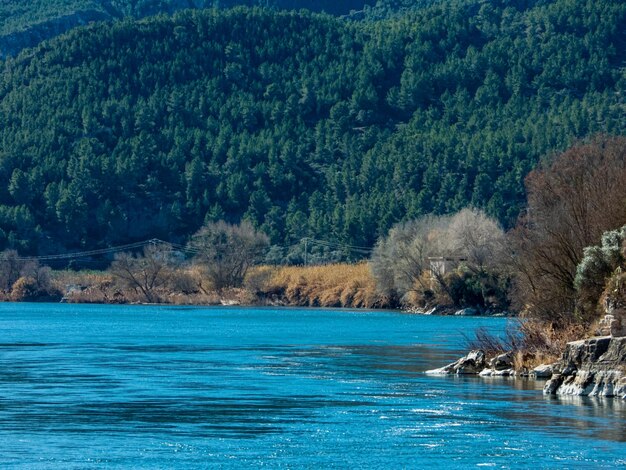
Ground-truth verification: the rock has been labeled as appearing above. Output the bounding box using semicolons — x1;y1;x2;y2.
489;352;514;370
531;364;554;378
425;305;456;316
479;367;515;377
426;349;486;375
543;374;563;395
456;350;486;374
425;363;456;375
596;312;626;337
544;336;626;398
475;352;516;377
454;307;479;316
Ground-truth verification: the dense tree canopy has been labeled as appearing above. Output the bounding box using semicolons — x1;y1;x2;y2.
0;0;382;58
0;1;624;256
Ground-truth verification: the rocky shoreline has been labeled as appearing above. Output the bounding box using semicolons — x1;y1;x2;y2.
426;335;626;400
404;305;510;317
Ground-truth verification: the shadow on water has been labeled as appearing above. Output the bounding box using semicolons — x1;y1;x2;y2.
0;395;375;438
451;377;626;443
263;343;457;375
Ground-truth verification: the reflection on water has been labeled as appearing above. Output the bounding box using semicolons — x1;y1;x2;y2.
0;304;624;468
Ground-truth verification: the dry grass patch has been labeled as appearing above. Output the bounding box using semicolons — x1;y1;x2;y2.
255;263;391;308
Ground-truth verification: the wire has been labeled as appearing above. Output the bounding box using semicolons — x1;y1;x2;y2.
302;238;374;254
0;236;375;262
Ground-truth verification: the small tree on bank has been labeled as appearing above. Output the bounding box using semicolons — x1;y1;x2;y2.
0;249;56;300
370;214;450;301
0;250;27;293
189;220;269;291
110;243;175;303
574;224;626;317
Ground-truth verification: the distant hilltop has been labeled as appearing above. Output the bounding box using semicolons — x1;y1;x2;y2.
0;0;381;59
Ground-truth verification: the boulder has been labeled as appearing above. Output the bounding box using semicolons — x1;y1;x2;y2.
596;312;626;337
489;352;514;370
426;349;486;375
454;308;479;316
531;364;554;379
479;368;515;377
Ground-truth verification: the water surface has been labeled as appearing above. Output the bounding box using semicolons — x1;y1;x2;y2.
0;304;624;468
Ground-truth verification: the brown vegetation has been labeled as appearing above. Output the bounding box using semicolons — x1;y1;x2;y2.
51;262;386;309
465;320;585;371
509;136;626;327
0;250;60;301
255;263;390;308
190;220;269;291
110;243;175;303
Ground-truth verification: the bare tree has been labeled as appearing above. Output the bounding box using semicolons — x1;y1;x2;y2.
509;135;626;325
110;243;175;303
371;209;507;308
443;208;506;273
370;214;451;300
189;220;269;291
0;250;25;293
0;250;54;298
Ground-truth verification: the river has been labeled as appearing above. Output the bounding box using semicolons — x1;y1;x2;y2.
0;304;623;468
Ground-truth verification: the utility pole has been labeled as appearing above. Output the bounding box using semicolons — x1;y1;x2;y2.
303;237;308;266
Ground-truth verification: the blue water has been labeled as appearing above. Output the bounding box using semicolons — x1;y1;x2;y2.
0;304;624;468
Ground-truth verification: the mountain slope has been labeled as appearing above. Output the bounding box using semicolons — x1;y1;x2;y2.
0;1;625;256
0;0;379;58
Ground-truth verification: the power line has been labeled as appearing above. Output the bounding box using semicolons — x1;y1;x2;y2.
302;238;374;254
0;236;375;263
0;239;183;262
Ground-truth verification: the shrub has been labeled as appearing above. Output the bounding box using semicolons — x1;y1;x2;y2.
260;263;388;308
110;243;176;303
10;276;38;301
189;220;269;291
574;225;626;319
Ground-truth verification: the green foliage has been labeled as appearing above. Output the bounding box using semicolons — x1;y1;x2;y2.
445;268;510;310
0;0;381;58
0;1;103;36
575;225;626;317
0;1;625;255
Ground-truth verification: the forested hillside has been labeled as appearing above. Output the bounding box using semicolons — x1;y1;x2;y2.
0;0;625;256
0;0;381;58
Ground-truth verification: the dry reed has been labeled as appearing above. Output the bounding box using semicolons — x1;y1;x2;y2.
256;263;390;308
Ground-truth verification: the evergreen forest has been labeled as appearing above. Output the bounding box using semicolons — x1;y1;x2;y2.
0;0;382;58
0;0;625;258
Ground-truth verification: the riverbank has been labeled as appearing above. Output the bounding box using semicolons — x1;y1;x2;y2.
48;263;391;308
2;263;512;316
426;334;626;399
